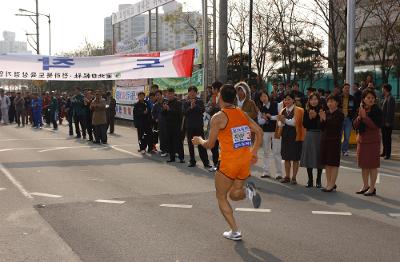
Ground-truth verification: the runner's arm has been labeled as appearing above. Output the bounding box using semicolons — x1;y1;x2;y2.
192;112;226;149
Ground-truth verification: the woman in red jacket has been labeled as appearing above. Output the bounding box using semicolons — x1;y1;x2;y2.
353;89;382;196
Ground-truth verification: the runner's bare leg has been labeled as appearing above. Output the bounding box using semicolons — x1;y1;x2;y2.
229;179;246;201
215;171;238;231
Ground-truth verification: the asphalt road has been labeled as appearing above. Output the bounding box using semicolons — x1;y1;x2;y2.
0;123;399;262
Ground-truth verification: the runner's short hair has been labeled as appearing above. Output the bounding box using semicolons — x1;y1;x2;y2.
220;84;236;104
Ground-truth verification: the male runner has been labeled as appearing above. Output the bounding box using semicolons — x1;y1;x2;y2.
192;84;263;241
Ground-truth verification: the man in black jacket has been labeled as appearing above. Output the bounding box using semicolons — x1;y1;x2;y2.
133;92;151;153
183;86;212;168
381;84;396;160
152;90;168;156
105;91;117;134
340;83;356;156
205;81;223;171
163;88;185;163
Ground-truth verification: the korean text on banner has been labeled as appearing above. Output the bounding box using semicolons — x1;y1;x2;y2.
0;49;194;81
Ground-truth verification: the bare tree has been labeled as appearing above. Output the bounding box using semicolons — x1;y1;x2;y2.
270;0;304;83
252;0;278;84
304;0;374;86
362;0;400;83
228;1;249;80
164;7;203;43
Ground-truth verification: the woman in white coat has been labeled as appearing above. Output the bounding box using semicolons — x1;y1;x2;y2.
255;90;283;179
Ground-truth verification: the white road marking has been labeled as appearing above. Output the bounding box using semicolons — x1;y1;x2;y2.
38;147;69;153
377;173;380;184
111;146;142;157
0;164;33;199
0;188;6;191
30;192;63;198
160;204;193;209
95;199;126;204
0;144;136;153
340;166;398;179
88;178;105;182
389;213;400;218
38;145;94;153
312;211;352;216
235;208;271;213
0;138;65;142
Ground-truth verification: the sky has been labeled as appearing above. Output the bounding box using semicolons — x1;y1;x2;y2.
0;0;202;55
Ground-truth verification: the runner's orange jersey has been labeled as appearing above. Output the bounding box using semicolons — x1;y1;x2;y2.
218;107;252;163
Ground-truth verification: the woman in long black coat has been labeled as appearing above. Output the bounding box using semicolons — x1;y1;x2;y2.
320;95;344;192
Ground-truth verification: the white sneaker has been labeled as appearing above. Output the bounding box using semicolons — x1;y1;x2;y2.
160;153;168;157
140;150;146;154
208;166;217;172
222;230;242;241
246;182;262;209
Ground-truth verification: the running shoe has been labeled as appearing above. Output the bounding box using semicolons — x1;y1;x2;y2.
246;182;262;209
208;166;217;172
160;153;168;157
222;230;242;241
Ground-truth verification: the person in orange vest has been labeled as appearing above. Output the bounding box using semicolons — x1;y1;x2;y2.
192;84;263;241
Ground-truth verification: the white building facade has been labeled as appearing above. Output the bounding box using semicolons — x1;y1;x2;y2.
0;31;29;54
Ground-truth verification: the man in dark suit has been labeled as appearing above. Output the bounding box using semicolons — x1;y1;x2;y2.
183;86;212;168
133;92;152;153
163;88;185;163
381;84;396;160
105;91;117;134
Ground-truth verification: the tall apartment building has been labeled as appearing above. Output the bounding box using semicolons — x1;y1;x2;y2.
0;31;29;54
104;16;113;43
106;2;201;53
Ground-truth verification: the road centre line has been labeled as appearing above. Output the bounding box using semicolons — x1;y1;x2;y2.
312;211;352;216
0;164;32;199
0;188;6;191
235;208;271;213
160;204;193;209
95;199;126;204
30;192;63;198
389;213;400;218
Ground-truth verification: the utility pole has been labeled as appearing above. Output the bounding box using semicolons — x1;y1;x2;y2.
248;0;254;84
36;0;40;54
202;0;209;99
48;14;51;55
218;0;228;83
346;0;355;94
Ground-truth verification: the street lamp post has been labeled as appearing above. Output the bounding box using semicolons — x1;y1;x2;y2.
35;0;39;55
16;5;52;55
346;0;356;94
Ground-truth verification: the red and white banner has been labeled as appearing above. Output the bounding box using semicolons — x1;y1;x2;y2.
0;49;194;81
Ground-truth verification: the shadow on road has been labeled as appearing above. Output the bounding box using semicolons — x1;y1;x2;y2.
235;242;282;262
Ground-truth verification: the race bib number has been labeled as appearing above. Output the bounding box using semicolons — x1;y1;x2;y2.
231;125;251;149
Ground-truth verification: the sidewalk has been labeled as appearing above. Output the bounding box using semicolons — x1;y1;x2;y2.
390;131;400;160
